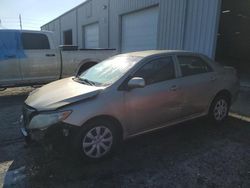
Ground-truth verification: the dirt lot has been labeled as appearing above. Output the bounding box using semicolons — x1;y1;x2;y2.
0;87;250;188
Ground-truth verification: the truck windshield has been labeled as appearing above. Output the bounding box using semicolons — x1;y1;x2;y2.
78;56;141;86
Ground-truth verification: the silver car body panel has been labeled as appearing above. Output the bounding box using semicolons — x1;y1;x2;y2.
25;77;104;111
0;58;22;86
24;50;240;139
20;49;60;83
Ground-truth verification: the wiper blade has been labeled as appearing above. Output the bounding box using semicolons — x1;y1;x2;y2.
73;77;91;85
82;78;95;86
75;77;97;86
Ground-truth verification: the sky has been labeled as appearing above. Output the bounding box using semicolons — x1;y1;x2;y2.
0;0;85;30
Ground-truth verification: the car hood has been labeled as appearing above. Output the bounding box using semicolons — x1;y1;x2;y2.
25;77;104;111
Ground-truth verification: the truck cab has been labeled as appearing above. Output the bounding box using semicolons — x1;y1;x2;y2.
0;30;60;88
0;29;116;89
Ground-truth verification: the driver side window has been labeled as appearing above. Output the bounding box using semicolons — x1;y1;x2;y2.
134;56;175;85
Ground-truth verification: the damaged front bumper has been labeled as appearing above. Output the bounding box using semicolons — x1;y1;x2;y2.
20;117;80;144
20;104;79;144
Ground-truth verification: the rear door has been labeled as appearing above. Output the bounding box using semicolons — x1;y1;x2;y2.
20;32;60;83
175;55;217;117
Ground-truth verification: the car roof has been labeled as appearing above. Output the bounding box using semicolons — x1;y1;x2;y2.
120;50;204;58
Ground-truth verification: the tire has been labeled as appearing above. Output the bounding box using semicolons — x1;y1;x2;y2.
72;119;119;161
209;95;230;124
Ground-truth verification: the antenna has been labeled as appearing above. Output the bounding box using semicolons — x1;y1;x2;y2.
19;14;22;30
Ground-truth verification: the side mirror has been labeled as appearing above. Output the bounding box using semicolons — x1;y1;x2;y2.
127;77;145;89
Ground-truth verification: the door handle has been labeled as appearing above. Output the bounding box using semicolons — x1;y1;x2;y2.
46;54;55;57
171;85;178;91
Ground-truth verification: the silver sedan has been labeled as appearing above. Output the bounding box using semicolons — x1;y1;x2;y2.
21;50;239;160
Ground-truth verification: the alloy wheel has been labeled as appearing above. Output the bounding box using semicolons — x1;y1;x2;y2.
213;99;228;121
82;126;113;159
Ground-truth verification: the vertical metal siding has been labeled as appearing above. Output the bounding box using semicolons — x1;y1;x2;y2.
108;0;159;50
76;0;109;48
41;0;221;58
183;0;221;58
60;10;77;45
158;0;187;50
55;19;61;46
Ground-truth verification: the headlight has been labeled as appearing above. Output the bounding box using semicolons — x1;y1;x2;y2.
29;110;72;130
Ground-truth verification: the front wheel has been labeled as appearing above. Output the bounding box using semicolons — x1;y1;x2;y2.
209;95;230;124
73;120;119;161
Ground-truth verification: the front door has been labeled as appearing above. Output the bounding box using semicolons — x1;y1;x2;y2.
19;32;60;84
124;56;183;135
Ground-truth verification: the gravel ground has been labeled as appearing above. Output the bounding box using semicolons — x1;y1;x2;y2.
0;87;250;188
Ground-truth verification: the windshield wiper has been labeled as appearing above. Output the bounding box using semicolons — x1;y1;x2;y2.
74;77;96;86
82;78;96;86
73;77;90;85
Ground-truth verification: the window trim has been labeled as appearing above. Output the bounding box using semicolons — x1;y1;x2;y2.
131;55;177;86
118;55;178;91
63;29;73;45
176;55;214;78
21;32;50;50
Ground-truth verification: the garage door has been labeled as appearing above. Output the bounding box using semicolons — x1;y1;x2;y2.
121;7;159;53
84;23;99;48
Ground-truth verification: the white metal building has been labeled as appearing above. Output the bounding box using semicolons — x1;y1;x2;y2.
41;0;222;59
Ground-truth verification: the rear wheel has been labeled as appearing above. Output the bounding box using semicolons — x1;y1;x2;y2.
73;119;119;161
209;95;230;124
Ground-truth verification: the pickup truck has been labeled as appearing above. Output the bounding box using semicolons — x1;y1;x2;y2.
0;29;116;90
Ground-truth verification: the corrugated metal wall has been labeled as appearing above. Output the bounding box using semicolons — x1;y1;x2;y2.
46;19;61;47
183;0;221;58
157;0;187;50
41;0;222;58
77;0;109;48
108;0;159;51
60;10;78;45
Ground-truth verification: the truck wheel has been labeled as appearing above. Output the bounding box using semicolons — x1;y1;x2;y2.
209;95;230;124
73;119;119;161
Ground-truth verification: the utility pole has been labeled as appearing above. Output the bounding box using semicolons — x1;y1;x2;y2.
19;14;22;30
0;19;3;29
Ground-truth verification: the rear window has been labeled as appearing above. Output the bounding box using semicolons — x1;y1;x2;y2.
21;33;50;50
178;56;213;77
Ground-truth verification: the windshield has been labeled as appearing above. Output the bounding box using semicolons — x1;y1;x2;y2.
78;55;141;86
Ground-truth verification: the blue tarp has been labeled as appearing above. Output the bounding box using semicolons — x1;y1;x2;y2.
0;30;26;61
